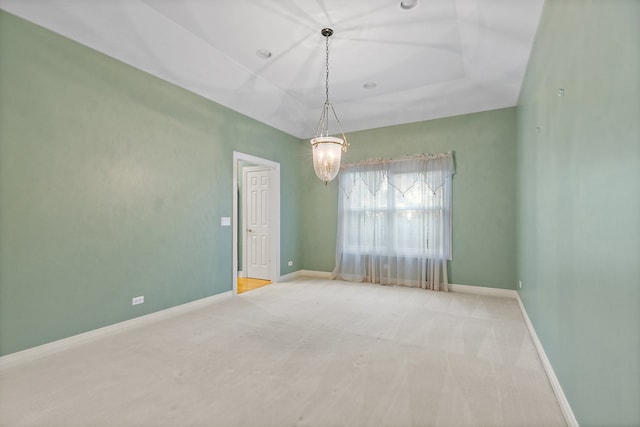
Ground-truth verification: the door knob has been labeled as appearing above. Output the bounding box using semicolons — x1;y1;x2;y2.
247;228;253;232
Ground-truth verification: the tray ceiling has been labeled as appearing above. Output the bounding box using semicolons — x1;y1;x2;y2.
0;0;544;138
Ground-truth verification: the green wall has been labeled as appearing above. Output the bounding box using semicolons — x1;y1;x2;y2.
0;11;302;356
301;108;518;290
516;1;640;425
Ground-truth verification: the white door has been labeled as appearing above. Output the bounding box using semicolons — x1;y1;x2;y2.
243;167;271;280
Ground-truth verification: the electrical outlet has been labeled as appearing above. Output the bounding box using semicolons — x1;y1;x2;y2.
132;296;144;305
518;280;522;289
288;261;293;266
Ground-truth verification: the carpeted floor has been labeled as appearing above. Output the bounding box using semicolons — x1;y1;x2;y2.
0;277;566;426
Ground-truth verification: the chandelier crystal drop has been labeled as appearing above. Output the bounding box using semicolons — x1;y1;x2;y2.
310;28;348;184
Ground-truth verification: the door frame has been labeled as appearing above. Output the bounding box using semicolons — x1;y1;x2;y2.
232;151;280;295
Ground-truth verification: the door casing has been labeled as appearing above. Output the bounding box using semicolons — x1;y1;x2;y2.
232;151;280;295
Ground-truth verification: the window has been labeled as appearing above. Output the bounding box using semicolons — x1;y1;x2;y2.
332;152;454;290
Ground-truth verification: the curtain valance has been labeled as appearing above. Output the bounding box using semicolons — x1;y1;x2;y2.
340;151;455;198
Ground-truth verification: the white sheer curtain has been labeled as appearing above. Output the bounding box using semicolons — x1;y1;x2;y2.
332;152;454;291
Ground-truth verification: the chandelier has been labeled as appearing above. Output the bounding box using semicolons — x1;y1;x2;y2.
310;28;348;184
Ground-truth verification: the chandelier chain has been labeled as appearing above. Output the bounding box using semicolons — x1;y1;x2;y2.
325;34;330;103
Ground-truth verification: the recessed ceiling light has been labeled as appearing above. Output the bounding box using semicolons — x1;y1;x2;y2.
400;0;418;10
363;82;377;89
256;49;272;59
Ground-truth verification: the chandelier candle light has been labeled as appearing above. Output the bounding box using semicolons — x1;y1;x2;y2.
310;28;349;184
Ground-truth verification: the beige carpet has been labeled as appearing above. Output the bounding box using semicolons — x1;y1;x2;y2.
0;278;566;426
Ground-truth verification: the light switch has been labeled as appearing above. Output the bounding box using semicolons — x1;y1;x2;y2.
221;217;231;226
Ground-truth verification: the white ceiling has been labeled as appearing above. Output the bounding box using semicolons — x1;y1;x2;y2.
0;0;544;138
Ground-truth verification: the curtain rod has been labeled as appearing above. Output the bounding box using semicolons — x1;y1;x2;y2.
341;151;452;168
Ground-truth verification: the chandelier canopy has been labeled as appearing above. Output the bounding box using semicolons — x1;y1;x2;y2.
310;28;348;184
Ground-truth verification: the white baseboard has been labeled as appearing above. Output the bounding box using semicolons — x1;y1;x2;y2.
0;291;232;370
285;273;520;298
299;269;333;278
278;269;332;282
297;270;333;279
278;271;300;282
515;293;579;427
449;283;518;299
451;283;578;426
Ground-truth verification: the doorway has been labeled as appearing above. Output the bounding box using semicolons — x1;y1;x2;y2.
243;166;271;280
232;152;280;295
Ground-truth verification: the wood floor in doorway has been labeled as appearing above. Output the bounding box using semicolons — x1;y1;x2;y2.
237;277;271;294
